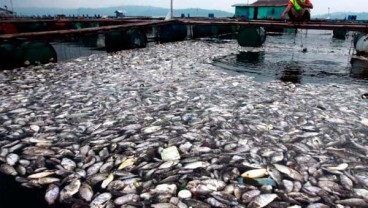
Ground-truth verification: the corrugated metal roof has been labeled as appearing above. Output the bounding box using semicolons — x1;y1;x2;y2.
233;0;289;7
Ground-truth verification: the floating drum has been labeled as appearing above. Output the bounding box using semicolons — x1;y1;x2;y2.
16;41;57;67
193;25;219;38
105;29;147;52
333;29;347;40
0;42;17;69
354;33;368;55
0;41;57;69
238;27;266;47
159;24;187;43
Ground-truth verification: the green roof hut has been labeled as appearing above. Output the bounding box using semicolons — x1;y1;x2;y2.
233;0;289;20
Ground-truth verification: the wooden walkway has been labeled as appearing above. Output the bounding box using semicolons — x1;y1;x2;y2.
0;18;367;40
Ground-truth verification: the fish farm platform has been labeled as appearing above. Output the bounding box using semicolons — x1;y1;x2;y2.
1;18;368;39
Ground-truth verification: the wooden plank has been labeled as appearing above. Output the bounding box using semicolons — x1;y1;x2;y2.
180;19;368;32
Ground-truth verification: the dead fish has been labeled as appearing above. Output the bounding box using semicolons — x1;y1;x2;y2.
248;194;278;208
30;125;40;132
335;198;368;207
151;184;177;195
37;177;60;184
205;197;228;208
114;194;139;205
151;203;178;208
353;188;368;200
6;153;19;166
0;164;17;176
90;192;112;208
61;158;76;171
45;184;60;205
118;158;136;170
306;203;329;208
241;169;267;178
274;164;304;181
22;147;55;156
122;124;142;131
211;191;238;206
142;126;162;134
183;161;210;169
340;174;353;190
101;173;114;189
59;179;81;202
28;170;55;179
86;162;103;176
242;190;261;204
327;163;348;171
79;183;93;202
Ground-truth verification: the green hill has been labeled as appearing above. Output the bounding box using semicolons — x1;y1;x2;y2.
314;12;368;20
14;5;234;17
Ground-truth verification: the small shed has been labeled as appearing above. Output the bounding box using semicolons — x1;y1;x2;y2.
233;0;289;20
115;10;126;18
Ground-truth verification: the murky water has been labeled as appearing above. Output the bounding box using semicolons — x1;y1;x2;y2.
50;30;368;85
212;30;368;84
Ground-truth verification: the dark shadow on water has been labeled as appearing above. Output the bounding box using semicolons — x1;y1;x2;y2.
0;173;71;208
279;63;302;84
350;57;368;80
0;173;48;208
212;49;368;85
236;51;265;64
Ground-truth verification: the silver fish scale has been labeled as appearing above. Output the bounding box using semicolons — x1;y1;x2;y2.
0;41;367;207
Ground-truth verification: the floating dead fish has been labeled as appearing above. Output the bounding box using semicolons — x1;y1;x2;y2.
28;170;55;179
248;194;278;208
59;179;81;202
90;192;112;208
79;183;94;202
45;184;60;205
0;164;18;176
241;168;267;178
118;158;136;170
274;164;304;181
327;163;348;171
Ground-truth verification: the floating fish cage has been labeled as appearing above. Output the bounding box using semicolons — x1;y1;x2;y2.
237;27;266;47
0;40;57;69
333;29;347;40
105;29;147;52
158;24;188;43
192;25;235;39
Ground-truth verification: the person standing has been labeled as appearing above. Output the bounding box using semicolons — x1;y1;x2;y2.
281;0;313;22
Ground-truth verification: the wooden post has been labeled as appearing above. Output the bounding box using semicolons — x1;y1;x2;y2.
171;0;173;19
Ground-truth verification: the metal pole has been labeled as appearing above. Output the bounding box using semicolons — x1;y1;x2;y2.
170;0;173;19
10;0;14;13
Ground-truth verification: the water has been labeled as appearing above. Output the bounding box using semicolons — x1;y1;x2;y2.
50;30;368;85
212;30;368;85
51;34;106;62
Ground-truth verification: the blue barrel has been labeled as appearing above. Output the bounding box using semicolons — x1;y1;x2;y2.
105;29;147;52
159;24;187;43
237;27;266;47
